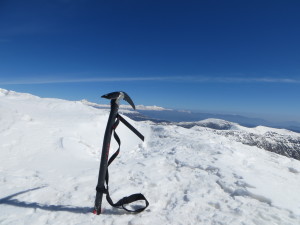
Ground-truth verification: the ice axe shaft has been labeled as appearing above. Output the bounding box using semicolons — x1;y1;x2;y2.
93;99;119;215
93;91;139;215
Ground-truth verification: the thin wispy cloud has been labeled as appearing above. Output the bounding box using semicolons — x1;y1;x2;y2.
0;77;172;85
191;77;300;84
1;76;300;85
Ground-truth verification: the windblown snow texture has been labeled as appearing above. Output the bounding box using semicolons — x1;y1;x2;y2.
1;88;300;225
176;119;300;161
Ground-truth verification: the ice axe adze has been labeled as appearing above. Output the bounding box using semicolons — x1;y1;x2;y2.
93;91;149;215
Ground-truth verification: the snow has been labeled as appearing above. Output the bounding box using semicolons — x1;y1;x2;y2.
81;100;171;111
1;88;300;225
180;118;298;136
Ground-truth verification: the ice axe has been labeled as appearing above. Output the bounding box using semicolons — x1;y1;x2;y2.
93;91;149;215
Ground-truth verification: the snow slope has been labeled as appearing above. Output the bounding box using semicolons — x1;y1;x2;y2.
1;88;300;225
176;119;300;160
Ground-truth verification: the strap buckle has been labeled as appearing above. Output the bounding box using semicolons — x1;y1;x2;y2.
96;185;108;194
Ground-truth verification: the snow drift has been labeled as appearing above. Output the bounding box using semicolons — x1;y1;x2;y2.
0;88;300;225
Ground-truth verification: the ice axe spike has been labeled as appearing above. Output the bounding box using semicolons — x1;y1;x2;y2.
101;91;136;110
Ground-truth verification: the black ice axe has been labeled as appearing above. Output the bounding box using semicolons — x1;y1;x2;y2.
93;91;149;215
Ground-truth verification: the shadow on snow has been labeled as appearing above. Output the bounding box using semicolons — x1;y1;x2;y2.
0;187;92;214
0;186;136;215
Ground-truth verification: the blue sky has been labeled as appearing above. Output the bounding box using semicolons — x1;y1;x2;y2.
0;0;300;122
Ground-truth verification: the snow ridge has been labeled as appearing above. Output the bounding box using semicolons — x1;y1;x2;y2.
81;100;171;111
176;119;300;161
1;89;300;225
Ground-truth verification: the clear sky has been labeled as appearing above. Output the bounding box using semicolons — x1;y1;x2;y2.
0;0;300;122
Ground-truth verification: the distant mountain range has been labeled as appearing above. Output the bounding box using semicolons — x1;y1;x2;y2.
83;101;300;133
132;108;300;134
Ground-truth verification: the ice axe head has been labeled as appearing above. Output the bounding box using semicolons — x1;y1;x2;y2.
101;91;136;110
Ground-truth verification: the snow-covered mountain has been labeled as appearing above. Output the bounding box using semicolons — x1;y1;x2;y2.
175;119;300;161
81;100;171;111
83;100;300;133
1;88;300;225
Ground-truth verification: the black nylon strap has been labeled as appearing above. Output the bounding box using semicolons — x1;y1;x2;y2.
118;114;144;141
107;192;149;213
105;116;121;187
104;114;149;213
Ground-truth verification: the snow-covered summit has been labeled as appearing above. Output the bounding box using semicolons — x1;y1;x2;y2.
177;118;239;130
174;118;300;160
81;99;171;111
178;118;295;134
0;88;39;99
1;88;300;225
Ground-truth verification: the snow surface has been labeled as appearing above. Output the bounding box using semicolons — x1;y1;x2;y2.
81;100;171;112
1;88;300;225
179;118;299;136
